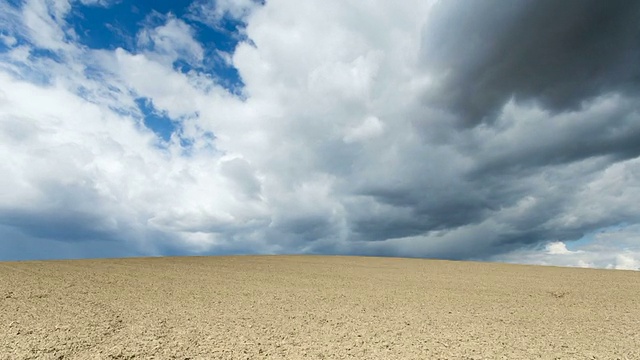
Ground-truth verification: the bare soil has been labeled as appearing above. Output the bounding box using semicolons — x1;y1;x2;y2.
1;255;639;359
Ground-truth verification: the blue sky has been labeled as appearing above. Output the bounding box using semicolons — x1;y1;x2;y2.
0;0;639;270
2;0;250;144
39;0;247;141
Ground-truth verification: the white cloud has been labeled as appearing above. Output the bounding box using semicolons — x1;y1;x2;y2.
78;0;118;7
137;16;204;66
494;225;640;271
0;34;17;47
0;68;270;254
1;0;640;266
0;0;271;255
21;0;74;51
343;115;384;143
545;241;572;255
188;0;260;27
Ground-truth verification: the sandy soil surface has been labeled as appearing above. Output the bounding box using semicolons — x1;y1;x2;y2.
1;255;639;359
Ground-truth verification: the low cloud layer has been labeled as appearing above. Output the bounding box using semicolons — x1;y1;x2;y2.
0;0;639;269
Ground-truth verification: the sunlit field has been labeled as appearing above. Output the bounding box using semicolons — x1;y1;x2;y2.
1;255;638;359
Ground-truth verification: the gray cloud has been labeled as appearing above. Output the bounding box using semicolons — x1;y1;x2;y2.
0;225;140;261
421;0;640;126
468;96;640;176
0;177;117;239
220;157;262;200
2;0;640;269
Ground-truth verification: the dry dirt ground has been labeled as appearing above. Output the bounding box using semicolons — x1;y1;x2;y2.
1;255;639;359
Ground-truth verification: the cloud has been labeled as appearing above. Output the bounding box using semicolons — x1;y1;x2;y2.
78;0;119;7
468;95;640;175
420;0;640;126
188;0;261;27
494;225;640;270
0;34;18;47
0;67;268;256
137;15;204;66
21;0;74;51
343;116;384;143
1;0;640;268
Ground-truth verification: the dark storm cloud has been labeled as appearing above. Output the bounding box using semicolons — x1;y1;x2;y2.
348;188;490;241
0;209;117;242
4;0;640;266
0;180;119;242
329;0;640;261
470;98;640;176
0;225;140;261
421;0;640;126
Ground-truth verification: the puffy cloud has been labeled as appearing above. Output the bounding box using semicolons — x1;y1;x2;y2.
494;225;640;270
0;0;639;268
343;116;384;143
137;15;204;66
188;0;262;27
0;67;269;257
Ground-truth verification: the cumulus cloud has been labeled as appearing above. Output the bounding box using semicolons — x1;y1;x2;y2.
0;0;639;268
137;15;205;66
343;116;384;143
494;225;640;270
188;0;261;28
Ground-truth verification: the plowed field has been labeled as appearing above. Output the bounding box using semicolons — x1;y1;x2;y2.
1;255;638;359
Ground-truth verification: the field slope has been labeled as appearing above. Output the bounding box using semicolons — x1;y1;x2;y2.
1;255;639;359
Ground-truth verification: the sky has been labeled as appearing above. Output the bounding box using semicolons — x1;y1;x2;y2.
0;0;639;270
